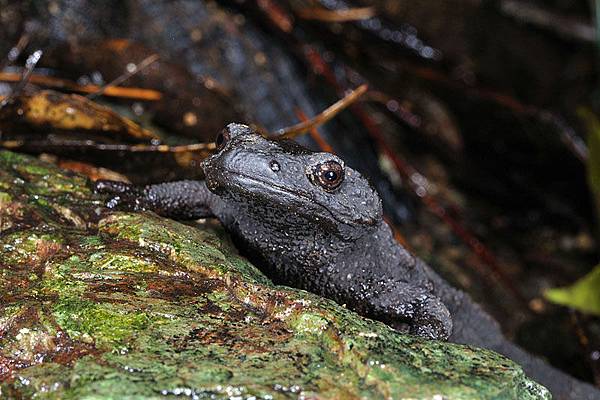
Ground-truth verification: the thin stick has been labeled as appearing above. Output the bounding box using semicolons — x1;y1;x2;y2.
87;53;160;99
0;50;42;109
273;84;368;139
296;6;375;22
366;90;422;129
256;0;294;33
294;109;334;153
0;139;215;153
0;72;162;100
501;0;594;42
0;33;30;70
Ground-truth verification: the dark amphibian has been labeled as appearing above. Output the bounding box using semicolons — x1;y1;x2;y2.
96;123;452;340
95;123;600;399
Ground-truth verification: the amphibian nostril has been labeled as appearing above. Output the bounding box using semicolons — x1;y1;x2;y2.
269;160;280;172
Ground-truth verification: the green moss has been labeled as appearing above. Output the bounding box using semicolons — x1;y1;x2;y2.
42;257;88;297
0;149;30;166
0;191;11;202
80;235;105;249
88;252;159;273
290;311;330;335
16;163;53;176
98;213;269;283
53;298;153;347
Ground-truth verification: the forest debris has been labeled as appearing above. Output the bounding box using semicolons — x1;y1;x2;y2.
42;39;242;139
0;90;158;141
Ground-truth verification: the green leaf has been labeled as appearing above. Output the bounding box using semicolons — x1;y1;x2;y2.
545;264;600;316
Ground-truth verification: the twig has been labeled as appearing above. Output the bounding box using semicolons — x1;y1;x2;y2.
0;139;215;153
366;90;422;129
501;0;595;42
87;53;160;99
294;109;334;152
0;72;162;101
0;33;30;71
256;0;294;33
296;6;375;22
273;84;368;139
0;50;42;109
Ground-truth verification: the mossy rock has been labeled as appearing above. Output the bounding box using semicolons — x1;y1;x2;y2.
0;150;550;399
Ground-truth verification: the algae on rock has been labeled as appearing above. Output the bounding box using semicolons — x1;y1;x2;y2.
0;150;550;399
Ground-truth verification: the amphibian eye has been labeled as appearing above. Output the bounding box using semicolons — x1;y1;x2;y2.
311;160;345;191
215;129;231;151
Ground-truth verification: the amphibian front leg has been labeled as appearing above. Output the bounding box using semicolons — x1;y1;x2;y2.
94;180;216;220
365;282;452;340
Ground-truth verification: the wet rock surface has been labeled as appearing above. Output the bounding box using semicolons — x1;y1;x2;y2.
0;150;550;399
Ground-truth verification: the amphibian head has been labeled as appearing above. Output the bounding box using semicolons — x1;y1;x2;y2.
202;123;383;240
